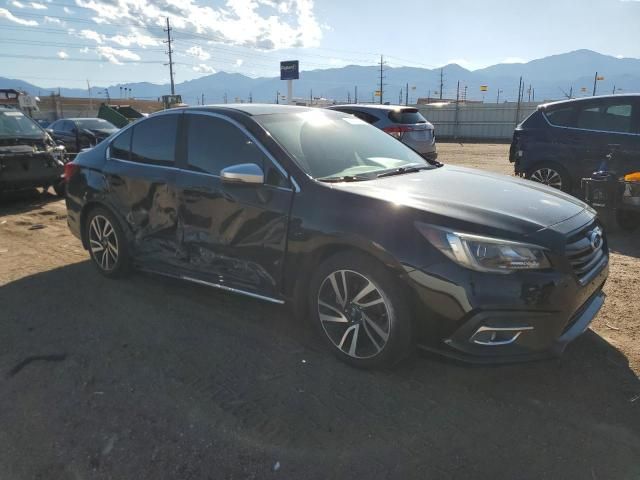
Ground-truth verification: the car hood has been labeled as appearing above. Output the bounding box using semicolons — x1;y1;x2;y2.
333;165;588;235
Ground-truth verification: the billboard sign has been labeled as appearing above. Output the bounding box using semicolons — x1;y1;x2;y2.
280;60;299;80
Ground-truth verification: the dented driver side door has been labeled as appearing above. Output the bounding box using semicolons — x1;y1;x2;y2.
176;112;294;298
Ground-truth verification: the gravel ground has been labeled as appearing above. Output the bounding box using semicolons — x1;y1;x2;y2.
0;143;638;479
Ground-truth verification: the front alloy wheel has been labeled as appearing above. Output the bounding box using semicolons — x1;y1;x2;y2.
310;252;413;368
318;270;391;359
529;167;563;190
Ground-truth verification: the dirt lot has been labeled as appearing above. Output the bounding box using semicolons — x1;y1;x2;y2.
1;143;639;479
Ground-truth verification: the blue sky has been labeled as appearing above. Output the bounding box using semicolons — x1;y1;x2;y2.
1;0;639;89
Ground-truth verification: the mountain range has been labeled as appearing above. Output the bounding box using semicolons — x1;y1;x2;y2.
2;49;639;105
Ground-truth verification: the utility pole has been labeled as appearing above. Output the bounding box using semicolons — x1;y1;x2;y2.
569;86;573;98
454;80;460;139
249;92;252;103
612;85;616;95
515;76;523;127
439;68;444;100
532;88;535;102
399;88;402;105
592;71;598;96
378;55;385;104
354;85;358;103
463;85;467;103
87;79;92;112
164;17;175;95
347;91;351;103
275;91;279;104
224;92;228;104
496;89;502;104
527;84;531;102
201;93;204;105
405;82;409;105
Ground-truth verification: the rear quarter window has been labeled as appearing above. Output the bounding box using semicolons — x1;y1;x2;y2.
388;109;427;124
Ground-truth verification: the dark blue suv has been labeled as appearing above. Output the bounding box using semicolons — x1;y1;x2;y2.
510;94;640;193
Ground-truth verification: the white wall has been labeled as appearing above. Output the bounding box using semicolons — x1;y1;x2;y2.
417;102;541;140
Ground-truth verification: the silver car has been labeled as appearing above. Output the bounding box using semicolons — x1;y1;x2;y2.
326;104;437;160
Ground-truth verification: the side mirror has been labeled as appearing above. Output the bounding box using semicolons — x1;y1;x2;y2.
220;163;264;185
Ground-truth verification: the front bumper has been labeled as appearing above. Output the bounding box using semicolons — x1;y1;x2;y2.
408;256;609;364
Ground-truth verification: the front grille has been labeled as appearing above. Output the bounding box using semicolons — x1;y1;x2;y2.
566;222;606;284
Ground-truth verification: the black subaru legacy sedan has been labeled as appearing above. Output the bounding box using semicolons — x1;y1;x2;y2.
64;105;608;368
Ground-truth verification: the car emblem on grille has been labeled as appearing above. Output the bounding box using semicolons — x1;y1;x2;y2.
589;227;603;250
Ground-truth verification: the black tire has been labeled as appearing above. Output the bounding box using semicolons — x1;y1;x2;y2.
527;163;572;193
53;181;66;197
308;251;413;369
84;206;131;278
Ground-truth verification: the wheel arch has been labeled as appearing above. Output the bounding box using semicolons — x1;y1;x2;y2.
288;241;420;322
79;200;129;250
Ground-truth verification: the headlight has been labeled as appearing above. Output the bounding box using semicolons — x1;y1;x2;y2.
416;224;550;273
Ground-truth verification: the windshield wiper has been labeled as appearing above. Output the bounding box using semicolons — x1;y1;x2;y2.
376;165;431;178
317;174;369;183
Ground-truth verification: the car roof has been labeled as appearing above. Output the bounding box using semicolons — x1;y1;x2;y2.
540;94;640;109
328;104;416;111
64;117;111;121
187;104;315;116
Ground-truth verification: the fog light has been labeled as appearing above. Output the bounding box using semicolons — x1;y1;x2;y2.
470;325;533;346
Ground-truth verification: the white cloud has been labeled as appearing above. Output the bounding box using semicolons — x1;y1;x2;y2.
186;45;211;61
11;1;25;7
0;7;38;25
193;64;215;74
235;59;243;67
74;0;322;50
96;46;140;64
80;46;90;53
30;2;47;9
44;15;63;24
109;30;160;48
57;50;69;59
78;28;104;43
63;6;73;13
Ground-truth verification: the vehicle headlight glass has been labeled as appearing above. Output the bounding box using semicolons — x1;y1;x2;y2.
417;224;550;273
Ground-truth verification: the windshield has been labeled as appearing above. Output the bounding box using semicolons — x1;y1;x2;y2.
0;109;45;137
257;110;432;180
75;118;117;130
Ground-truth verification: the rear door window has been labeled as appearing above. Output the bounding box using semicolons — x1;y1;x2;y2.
544;106;576;127
388;108;427;124
576;102;634;133
130;114;178;165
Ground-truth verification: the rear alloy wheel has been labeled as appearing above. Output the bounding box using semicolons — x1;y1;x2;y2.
528;165;569;191
310;252;412;368
85;208;130;277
